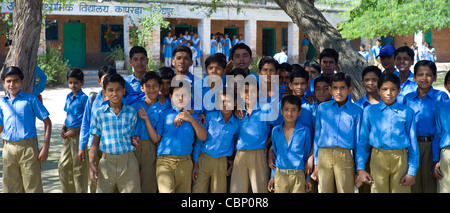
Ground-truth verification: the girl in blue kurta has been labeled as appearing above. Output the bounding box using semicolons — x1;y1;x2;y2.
163;32;173;67
192;33;202;67
210;34;217;55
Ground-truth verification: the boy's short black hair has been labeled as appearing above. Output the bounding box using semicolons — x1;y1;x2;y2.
330;72;352;88
98;65;117;79
156;66;175;80
313;75;331;89
289;67;309;83
414;60;437;76
205;53;227;69
378;73;400;89
103;73;125;89
1;66;24;81
304;60;322;74
394;46;414;61
169;81;190;96
172;46;193;59
278;62;293;72
230;43;252;60
228;67;249;78
445;70;450;85
319;48;339;63
141;71;162;86
129;46;148;58
281;94;302;111
291;64;302;70
362;66;382;79
67;68;84;82
258;56;279;71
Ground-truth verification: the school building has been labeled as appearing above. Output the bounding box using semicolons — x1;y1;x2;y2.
0;0;448;69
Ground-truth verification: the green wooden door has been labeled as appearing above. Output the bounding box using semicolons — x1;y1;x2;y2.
63;22;86;68
262;28;275;57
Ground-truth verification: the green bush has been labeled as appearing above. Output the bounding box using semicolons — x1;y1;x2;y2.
37;44;70;87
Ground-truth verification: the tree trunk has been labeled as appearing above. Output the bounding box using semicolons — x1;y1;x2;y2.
275;0;367;100
1;0;43;93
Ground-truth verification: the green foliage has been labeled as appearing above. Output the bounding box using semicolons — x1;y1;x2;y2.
128;4;170;71
335;0;450;39
37;44;70;87
105;46;124;62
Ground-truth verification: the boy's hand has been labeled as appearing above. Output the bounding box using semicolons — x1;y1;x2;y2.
138;107;149;120
132;136;140;148
234;110;244;119
90;165;98;183
38;146;49;161
60;126;67;139
310;165;319;182
432;161;444;179
305;179;312;193
192;161;199;182
198;113;206;125
400;174;415;186
176;111;195;123
63;130;77;139
267;177;275;193
305;155;314;176
305;95;318;104
356;170;374;187
78;149;85;162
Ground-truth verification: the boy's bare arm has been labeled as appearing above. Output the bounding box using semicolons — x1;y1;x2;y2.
39;117;52;161
89;135;100;183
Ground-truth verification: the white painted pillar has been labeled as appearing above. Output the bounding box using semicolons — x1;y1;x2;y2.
123;15;130;60
414;31;423;61
198;17;211;58
288;22;299;64
245;19;257;54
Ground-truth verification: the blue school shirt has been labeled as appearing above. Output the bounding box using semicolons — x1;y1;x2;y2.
313;98;362;165
90;103;138;155
236;101;278;151
130;96;170;141
123;73;145;105
64;90;88;128
78;90;109;150
434;101;450;161
403;87;448;137
156;107;200;157
271;121;311;178
382;68;399;77
163;37;173;58
397;71;417;104
0;90;50;141
356;101;419;176
193;110;239;161
354;95;373;109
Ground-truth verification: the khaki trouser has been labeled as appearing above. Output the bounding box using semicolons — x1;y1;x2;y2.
58;128;89;193
317;147;355;193
192;152;228;193
230;149;269;193
97;152;141;193
412;139;436;193
134;139;157;193
275;169;306;193
2;137;43;193
156;155;193;193
370;148;410;193
438;147;450;193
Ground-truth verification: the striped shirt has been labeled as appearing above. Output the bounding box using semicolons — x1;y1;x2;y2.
90;103;137;155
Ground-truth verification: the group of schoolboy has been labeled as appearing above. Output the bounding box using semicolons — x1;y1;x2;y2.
1;41;450;194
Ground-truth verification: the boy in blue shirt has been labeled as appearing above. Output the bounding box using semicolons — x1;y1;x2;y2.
156;66;175;99
155;83;207;193
59;68;89;193
356;73;419;193
404;60;448;193
89;73;140;193
312;72;362;193
433;70;450;192
124;46;149;104
268;95;312;193
355;66;382;109
394;46;418;104
130;71;170;193
192;87;239;193
0;66;52;193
